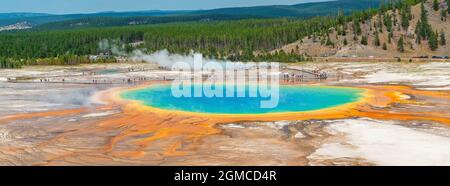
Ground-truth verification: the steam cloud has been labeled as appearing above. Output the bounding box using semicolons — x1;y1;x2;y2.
132;49;232;68
98;39;127;56
98;39;231;68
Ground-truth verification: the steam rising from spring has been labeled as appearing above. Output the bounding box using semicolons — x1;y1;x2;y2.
99;39;231;68
132;49;231;68
98;39;127;56
97;39;277;71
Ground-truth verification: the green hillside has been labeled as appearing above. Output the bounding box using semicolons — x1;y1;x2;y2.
1;0;382;29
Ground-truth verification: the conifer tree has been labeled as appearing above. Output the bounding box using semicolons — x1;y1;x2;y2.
416;2;432;40
397;35;405;52
442;9;448;21
440;30;446;46
401;7;410;29
429;31;438;51
416;34;422;44
448;0;450;14
433;0;439;11
388;31;393;43
375;32;381;46
326;37;334;47
361;35;368;45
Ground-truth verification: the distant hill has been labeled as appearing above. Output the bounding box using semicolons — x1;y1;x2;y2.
0;0;382;30
0;10;190;27
34;14;256;30
198;0;381;18
0;12;51;19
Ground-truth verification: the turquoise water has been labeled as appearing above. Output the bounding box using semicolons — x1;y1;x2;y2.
121;84;363;114
98;69;120;74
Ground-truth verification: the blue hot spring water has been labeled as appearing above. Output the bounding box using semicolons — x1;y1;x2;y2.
121;84;363;114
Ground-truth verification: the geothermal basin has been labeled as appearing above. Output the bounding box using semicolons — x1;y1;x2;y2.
0;62;449;166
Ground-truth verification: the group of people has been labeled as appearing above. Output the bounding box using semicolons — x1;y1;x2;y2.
283;73;304;80
39;78;52;83
317;72;328;79
282;71;328;80
123;77;148;84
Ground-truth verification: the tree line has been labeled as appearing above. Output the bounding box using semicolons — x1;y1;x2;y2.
0;17;337;68
0;0;438;69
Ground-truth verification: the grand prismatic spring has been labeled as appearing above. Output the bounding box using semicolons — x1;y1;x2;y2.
121;85;364;114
